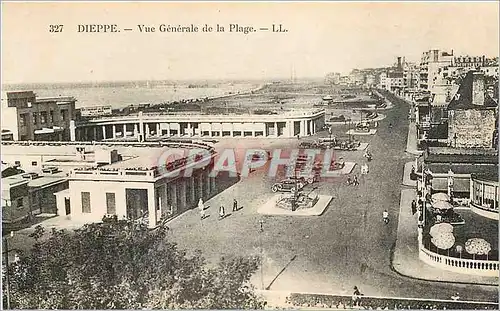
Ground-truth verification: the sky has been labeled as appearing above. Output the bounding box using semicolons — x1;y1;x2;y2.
1;1;499;84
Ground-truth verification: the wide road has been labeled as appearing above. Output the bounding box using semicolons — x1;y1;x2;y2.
167;93;498;302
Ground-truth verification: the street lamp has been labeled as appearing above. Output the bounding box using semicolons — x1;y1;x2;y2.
258;219;265;290
3;231;14;310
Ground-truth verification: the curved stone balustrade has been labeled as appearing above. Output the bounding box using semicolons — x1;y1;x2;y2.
0;140;214;151
470;202;499;220
419;244;499;277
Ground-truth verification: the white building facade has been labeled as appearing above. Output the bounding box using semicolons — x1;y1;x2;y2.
72;109;326;141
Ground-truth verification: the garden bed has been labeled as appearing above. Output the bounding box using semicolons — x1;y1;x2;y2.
286;293;497;310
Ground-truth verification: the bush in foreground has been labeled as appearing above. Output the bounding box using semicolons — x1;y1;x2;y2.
4;221;264;309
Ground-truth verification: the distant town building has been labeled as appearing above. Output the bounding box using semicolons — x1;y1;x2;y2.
325;72;341;85
1;91;77;141
79;105;113;117
365;74;376;87
452;55;486;68
348;69;365;86
419;49;454;91
403;62;420;90
378;72;388;90
447;71;498;149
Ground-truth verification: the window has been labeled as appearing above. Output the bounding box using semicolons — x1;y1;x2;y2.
33;112;39;124
16;197;24;208
61;109;68;121
31;161;38;166
81;192;91;213
106;192;116;215
49;110;54;123
19;114;27;126
40;111;47;124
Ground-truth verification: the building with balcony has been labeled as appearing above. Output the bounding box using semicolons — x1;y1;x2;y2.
452;55;486;68
71;109;326;142
419;49;454;92
1;91;77;141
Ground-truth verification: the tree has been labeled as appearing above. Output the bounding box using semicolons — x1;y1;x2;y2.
6;219;265;309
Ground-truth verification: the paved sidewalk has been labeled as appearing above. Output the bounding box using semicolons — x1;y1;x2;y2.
402;161;417;187
405;121;423;156
392;189;498;286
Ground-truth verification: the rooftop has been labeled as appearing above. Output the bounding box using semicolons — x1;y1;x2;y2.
1;174;29;188
447;71;498;110
102;150;165;170
425;153;498;165
27;175;67;188
471;170;499;182
36;96;77;104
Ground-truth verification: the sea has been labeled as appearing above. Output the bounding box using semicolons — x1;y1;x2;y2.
2;80;262;109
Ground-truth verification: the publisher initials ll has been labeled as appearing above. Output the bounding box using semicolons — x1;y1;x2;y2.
272;24;287;32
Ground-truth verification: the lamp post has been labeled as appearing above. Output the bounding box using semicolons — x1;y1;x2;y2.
3;231;14;310
258;219;265;290
421;164;427;227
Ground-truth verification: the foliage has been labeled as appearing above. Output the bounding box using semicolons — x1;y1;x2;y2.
6;219;265;309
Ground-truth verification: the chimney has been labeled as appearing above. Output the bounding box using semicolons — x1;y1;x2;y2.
397;57;402;69
472;71;485;106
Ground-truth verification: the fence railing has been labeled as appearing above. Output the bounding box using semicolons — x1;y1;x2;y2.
419;242;499;277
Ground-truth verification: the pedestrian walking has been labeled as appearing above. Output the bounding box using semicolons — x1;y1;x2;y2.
383;210;389;224
198;198;204;212
352;286;362;306
411;200;417;215
219;205;225;220
200;207;206;220
451;293;460;301
353;175;359;186
233;198;238;211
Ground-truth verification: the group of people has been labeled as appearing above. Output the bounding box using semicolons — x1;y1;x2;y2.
346;175;360;186
198;198;240;220
363;150;372;162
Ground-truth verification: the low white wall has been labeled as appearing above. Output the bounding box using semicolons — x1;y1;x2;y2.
419;244;499;277
470;203;499;220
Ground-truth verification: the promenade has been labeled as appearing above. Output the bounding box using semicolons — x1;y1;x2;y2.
390;90;498;286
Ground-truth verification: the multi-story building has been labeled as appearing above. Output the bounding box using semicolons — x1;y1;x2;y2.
452;55;486;68
436;55;496;87
378;72;388;90
348;69;365;86
365;74;376;87
447;71;498;149
325;72;341;85
1;91;77;141
419;49;454;92
403;62;420;90
386;70;405;95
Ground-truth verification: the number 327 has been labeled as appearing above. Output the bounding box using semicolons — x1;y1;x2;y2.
49;25;64;33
